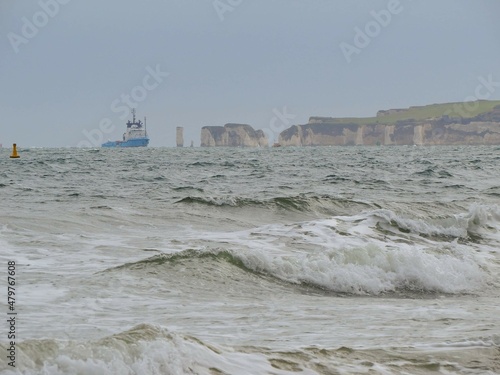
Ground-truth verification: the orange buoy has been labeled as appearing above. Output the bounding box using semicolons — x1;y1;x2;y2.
10;144;20;158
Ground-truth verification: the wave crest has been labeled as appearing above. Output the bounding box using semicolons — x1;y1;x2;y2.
175;194;372;214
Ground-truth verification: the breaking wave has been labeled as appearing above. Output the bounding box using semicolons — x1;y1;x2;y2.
175;194;372;214
113;243;486;296
370;204;500;242
2;324;498;375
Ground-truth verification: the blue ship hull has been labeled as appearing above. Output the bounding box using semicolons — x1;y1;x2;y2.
101;109;149;148
102;138;149;148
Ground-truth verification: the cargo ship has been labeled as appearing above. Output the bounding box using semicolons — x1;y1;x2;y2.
102;109;149;147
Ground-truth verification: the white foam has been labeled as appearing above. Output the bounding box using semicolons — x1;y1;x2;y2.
236;241;484;295
367;209;468;238
459;203;500;239
3;325;496;375
0;324;313;375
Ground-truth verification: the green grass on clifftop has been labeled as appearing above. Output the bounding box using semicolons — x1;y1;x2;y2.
310;100;500;125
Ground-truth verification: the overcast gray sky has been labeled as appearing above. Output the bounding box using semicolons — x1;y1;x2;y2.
1;0;499;147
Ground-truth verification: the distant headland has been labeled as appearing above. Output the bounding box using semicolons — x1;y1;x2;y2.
199;100;500;147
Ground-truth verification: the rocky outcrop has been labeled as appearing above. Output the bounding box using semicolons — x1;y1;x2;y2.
201;124;268;147
279;105;500;146
176;127;184;147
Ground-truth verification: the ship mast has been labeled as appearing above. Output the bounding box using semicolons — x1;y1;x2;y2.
131;108;136;123
144;116;147;135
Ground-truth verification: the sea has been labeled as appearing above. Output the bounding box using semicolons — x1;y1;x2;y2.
0;146;499;375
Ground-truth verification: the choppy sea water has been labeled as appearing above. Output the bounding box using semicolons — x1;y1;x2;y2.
0;146;499;374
